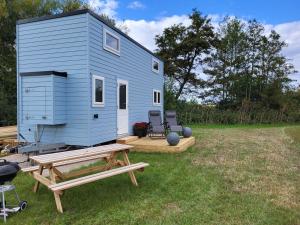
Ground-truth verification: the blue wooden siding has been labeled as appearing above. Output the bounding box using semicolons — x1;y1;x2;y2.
21;76;54;124
53;75;67;124
87;14;164;145
17;11;164;146
21;75;66;125
17;14;90;146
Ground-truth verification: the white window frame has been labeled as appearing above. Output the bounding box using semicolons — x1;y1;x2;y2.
103;28;120;56
92;75;105;107
153;89;161;106
152;58;160;73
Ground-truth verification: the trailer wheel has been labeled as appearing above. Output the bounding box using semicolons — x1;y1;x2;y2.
18;201;27;211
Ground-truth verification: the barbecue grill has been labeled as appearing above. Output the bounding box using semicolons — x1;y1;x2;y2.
0;160;20;185
0;159;27;222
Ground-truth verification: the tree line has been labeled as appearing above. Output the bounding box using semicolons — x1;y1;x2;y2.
156;10;300;123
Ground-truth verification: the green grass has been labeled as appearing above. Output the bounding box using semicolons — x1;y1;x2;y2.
189;123;300;129
6;125;300;225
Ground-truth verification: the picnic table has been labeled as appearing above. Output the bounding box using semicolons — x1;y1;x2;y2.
22;143;149;213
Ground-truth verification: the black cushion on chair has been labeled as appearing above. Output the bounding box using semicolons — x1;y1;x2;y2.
149;111;160;116
166;111;176;118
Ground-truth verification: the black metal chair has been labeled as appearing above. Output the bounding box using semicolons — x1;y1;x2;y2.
165;110;183;134
148;110;166;138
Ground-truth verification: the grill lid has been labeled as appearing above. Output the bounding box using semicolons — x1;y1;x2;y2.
0;159;20;178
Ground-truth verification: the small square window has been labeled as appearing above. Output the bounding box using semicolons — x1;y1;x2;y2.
92;75;105;107
103;28;120;55
152;58;159;73
153;90;161;106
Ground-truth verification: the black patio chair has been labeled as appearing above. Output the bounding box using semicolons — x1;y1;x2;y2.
165;110;183;134
148;110;166;138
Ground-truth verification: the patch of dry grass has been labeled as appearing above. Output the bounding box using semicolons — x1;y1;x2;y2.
193;127;300;209
285;126;300;144
161;202;183;216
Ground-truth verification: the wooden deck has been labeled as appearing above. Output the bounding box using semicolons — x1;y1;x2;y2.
0;126;18;147
0;126;17;140
0;126;195;153
117;136;195;153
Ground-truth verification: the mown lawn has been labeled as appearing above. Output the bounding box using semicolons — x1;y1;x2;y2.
6;125;300;225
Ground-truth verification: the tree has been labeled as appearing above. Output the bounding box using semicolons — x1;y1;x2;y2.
155;9;215;100
243;20;264;101
59;0;88;12
204;17;247;106
97;13;115;26
247;24;296;109
203;17;296;110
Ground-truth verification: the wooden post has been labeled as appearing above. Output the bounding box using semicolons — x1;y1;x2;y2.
33;165;43;193
54;192;63;213
48;166;56;182
49;166;63;213
123;150;138;186
52;167;65;180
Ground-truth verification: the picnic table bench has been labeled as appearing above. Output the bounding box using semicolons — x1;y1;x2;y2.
22;143;149;213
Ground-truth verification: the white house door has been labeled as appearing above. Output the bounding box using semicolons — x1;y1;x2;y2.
117;80;128;136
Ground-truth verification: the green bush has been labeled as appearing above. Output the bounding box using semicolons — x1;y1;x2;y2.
167;103;300;125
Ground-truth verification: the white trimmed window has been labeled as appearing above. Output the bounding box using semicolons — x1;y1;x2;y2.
153;90;161;105
152;58;159;73
92;75;105;107
103;28;120;55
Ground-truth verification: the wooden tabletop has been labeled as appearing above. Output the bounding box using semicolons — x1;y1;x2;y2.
30;143;133;165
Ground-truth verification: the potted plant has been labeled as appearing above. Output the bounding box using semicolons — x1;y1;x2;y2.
133;122;148;138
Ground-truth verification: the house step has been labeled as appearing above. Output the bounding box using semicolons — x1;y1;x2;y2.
117;136;139;144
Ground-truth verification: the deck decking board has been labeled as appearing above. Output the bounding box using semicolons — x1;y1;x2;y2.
0;126;17;140
117;136;195;153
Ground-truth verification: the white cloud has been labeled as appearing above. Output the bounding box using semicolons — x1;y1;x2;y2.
119;15;191;51
119;13;226;51
88;0;118;18
266;21;300;85
127;1;145;9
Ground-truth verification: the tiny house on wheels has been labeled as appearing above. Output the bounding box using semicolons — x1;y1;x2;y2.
16;9;164;147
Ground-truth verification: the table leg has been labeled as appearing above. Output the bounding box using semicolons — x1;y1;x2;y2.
49;167;64;213
106;152;117;169
2;189;6;222
33;165;44;193
123;150;138;186
52;167;65;180
54;192;63;213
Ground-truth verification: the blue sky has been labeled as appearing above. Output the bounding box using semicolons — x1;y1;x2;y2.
117;0;300;24
88;0;300;84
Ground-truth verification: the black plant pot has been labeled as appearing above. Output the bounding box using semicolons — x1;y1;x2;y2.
133;127;147;138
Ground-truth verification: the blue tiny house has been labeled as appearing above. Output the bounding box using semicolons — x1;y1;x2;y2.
17;10;164;146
